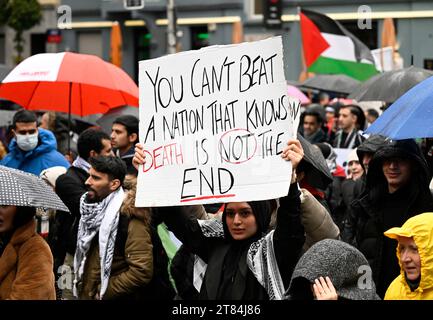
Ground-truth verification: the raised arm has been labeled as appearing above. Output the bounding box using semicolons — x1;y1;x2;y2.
273;139;306;288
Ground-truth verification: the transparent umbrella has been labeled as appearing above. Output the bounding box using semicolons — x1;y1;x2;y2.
349;66;433;103
302;74;361;95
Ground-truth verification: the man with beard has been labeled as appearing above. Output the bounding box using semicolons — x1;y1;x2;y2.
73;157;126;299
52;128;113;299
73;156;154;300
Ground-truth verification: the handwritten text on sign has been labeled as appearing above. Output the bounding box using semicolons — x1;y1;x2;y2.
136;37;300;207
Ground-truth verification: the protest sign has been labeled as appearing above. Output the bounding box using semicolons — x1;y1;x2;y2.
136;36;300;207
334;148;352;172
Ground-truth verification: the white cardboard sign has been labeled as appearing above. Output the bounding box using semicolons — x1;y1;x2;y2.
136;36;300;207
334;148;352;171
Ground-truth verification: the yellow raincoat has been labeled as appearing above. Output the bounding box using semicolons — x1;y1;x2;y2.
384;212;433;300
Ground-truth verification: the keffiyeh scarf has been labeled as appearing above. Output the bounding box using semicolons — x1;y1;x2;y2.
73;187;125;299
72;156;92;173
192;219;225;292
247;230;285;300
196;218;285;300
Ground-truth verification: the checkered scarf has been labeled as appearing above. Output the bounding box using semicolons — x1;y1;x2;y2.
73;187;125;299
247;230;285;300
72;156;91;173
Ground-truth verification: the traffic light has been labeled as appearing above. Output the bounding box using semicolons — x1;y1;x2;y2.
263;0;282;29
191;26;209;50
123;0;144;10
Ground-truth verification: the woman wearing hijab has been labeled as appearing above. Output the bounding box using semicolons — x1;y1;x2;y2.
134;139;306;300
384;212;433;300
0;205;56;299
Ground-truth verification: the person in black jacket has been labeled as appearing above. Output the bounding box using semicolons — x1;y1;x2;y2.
137;139;306;300
52;128;113;298
343;139;433;298
341;135;390;243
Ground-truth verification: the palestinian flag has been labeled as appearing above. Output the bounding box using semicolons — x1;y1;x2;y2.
300;8;379;81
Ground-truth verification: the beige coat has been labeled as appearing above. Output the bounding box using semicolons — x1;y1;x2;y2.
0;219;56;300
268;188;339;250
300;188;340;250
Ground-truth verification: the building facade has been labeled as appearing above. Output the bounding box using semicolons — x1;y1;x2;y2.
1;0;433;82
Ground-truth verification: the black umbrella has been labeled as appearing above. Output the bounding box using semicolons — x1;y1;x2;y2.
302;74;361;95
297;134;333;190
0;165;69;212
348;66;433;103
96;105;138;134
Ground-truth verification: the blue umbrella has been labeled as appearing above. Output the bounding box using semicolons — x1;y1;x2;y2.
365;75;433;139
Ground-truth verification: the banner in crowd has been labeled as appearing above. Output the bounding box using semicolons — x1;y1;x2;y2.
136;36;300;207
334;147;352;173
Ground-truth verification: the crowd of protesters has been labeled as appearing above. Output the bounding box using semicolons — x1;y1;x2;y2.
1;100;432;301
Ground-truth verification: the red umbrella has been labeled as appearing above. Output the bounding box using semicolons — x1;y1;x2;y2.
0;52;138;116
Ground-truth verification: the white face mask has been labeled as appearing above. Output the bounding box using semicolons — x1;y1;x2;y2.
16;133;39;151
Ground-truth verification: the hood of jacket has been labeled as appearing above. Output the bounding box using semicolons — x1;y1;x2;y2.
366;139;431;190
8;128;58;159
222;200;271;242
287;239;379;300
357;134;391;172
356;134;389;164
384;212;433;291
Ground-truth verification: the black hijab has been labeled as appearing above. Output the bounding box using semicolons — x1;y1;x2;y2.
217;200;272;299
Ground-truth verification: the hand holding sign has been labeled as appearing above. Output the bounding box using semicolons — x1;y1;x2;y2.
133;143;146;170
282;139;303;184
281;139;304;171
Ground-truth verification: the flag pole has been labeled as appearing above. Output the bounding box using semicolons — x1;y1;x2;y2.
297;7;307;82
68;82;72;154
